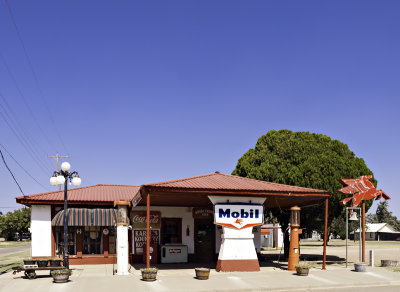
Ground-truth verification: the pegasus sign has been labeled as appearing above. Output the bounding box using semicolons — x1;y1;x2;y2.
214;203;264;230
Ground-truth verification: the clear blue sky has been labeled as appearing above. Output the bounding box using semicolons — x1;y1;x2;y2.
1;1;399;218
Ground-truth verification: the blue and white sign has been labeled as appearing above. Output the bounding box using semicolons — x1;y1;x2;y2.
214;203;264;230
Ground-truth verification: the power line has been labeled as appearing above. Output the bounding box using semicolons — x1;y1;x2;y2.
0;95;51;175
0;52;60;154
0;91;53;172
0;148;24;196
4;0;69;154
0;144;51;191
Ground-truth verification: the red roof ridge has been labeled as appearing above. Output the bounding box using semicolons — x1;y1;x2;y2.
16;184;140;200
145;172;218;186
145;172;328;193
226;173;327;193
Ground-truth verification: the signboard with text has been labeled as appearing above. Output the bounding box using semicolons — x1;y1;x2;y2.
214;203;264;230
192;208;214;219
133;229;160;255
131;211;161;229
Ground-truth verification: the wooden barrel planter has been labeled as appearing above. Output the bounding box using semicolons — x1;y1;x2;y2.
140;268;158;282
295;267;309;276
354;263;367;272
195;268;210;280
381;260;398;267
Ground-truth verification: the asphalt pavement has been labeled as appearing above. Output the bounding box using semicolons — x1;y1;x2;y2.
0;245;30;257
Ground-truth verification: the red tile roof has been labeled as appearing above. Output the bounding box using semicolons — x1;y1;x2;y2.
16;173;330;207
144;172;329;194
16;184;140;205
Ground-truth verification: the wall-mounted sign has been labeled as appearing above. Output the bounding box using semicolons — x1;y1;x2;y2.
131;211;161;229
133;229;160;254
214;203;264;230
192;208;214;219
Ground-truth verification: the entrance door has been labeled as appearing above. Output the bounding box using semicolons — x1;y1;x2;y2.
194;219;215;262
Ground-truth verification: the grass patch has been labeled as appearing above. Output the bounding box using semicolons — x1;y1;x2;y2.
392;267;400;272
0;241;30;248
0;250;29;274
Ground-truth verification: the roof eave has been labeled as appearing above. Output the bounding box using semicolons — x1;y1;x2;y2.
144;186;331;197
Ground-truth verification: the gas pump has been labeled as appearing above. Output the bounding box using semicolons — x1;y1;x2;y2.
287;206;302;271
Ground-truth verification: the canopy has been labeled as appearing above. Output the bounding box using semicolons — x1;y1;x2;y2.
52;208;117;226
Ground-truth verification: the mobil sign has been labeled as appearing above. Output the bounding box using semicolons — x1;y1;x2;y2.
214;203;264;230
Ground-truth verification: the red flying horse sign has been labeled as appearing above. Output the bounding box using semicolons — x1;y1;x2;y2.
338;175;390;207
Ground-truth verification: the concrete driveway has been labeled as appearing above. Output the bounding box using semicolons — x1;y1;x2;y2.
1;264;400;292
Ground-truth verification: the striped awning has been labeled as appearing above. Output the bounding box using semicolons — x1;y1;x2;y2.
52;208;117;226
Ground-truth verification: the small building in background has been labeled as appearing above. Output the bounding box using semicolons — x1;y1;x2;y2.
352;223;400;241
261;224;283;248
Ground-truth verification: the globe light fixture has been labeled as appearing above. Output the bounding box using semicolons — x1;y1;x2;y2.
61;162;71;172
49;162;81;269
50;176;58;186
72;176;82;186
56;175;66;185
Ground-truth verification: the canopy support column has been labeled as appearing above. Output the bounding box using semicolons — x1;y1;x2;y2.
146;192;151;268
322;198;328;270
362;201;365;262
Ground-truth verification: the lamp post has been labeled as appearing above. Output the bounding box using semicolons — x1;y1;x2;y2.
345;207;361;268
50;162;81;269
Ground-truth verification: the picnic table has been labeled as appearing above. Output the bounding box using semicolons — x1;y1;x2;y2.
12;266;65;279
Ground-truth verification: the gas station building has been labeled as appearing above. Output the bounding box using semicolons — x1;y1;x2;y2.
16;172;330;274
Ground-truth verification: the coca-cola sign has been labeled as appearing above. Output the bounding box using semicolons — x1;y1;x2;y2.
130;211;161;229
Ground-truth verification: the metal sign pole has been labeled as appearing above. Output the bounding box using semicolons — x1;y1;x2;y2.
359;208;362;262
346;207;348;268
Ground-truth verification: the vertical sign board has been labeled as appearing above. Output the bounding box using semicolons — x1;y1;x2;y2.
131;211;161;254
214;203;264;230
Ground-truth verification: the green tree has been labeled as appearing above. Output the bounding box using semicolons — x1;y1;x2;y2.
367;201;400;231
232;130;376;256
0;208;31;241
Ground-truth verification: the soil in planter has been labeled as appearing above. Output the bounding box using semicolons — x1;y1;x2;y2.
23;260;36;265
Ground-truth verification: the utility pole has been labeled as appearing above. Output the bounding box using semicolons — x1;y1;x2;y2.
47;153;69;190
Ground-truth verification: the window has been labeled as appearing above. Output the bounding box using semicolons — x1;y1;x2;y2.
161;218;182;244
83;226;103;254
55;227;76;256
108;228;116;254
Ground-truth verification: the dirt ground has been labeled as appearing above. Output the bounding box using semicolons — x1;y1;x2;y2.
261;239;400;268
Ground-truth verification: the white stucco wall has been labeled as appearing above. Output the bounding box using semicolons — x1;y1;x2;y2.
133;206;195;253
31;205;52;257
